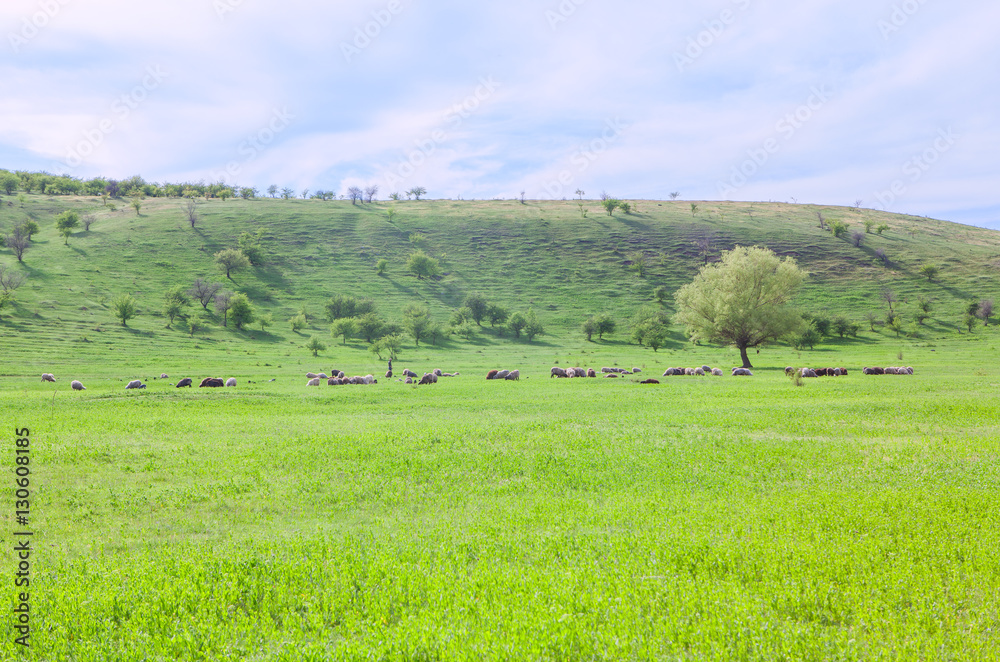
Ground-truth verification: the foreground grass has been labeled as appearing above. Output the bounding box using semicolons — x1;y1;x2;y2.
3;359;999;660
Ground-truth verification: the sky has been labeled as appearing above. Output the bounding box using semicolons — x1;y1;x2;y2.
2;0;998;227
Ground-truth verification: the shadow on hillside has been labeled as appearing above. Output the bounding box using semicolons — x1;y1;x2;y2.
121;326;156;337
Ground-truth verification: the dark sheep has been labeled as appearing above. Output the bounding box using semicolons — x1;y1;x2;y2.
419;373;436;385
328;377;342;385
200;377;225;387
587;368;596;378
403;369;419;379
550;367;567;378
175;378;193;388
640;379;660;384
487;369;500;380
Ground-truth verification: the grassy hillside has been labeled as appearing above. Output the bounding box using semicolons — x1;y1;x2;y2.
2;194;1000;374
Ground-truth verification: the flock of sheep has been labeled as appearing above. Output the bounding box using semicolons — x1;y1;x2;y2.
550;366;640;378
38;362;918;392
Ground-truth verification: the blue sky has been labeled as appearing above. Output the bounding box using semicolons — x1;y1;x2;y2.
2;0;998;227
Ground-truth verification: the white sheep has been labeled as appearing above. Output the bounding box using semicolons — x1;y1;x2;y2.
307;378;320;386
225;378;237;387
71;380;86;391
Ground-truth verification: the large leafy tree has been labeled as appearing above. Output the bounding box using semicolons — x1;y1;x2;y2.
673;245;805;368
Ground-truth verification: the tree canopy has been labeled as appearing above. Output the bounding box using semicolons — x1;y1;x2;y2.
673;245;805;368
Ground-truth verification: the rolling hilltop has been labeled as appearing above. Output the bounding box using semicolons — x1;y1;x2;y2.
2;193;999;372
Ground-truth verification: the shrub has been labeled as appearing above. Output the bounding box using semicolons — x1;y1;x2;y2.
229;293;255;330
306;336;326;357
289;313;307;332
375;258;388;275
407;249;440;279
920;264;939;281
112;293;137;326
507;312;527;338
876;223;889;234
851;231;864;247
795;325;820;350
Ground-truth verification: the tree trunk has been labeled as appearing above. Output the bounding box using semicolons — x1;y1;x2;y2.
739;345;753;369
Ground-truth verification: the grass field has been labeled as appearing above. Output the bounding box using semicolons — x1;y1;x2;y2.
3;195;1000;659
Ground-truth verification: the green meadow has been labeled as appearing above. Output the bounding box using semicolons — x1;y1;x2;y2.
2;193;1000;659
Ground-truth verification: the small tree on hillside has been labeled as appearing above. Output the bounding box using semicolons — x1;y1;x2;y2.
486;304;509;328
523;309;544;342
463;294;488;326
920;264;939;281
0;263;25;320
229;292;255;330
215;248;250;281
347;186;363;205
189;278;222;309
507;311;527;338
289;313;307;332
20;220;39;241
364;185;379;203
163;285;189;327
185;199;198;228
258;312;273;332
403;303;432;346
595;313;616;339
331;317;357;345
881;288;898;315
238;230;266;266
306;335;327;357
601;198;620;216
55;211;80;245
407;186;427;200
583;316;598;341
214;291;233;327
267;184;278;198
407;250;440;280
978;299;993;326
112;293;137;326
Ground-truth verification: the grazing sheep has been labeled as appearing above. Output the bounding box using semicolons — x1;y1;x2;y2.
694;368;705;376
403;369;419;379
640;378;660;384
550;367;567;378
487;369;500;380
307;378;320;386
363;375;375;384
495;369;511;380
505;370;520;380
160;373;168;379
732;368;754;376
601;367;613;373
328;377;342;385
433;369;443;377
318;373;328;379
200;377;224;387
175;378;193;388
41;373;56;382
632;368;642;374
125;380;144;390
604;373;618;378
570;367;585;377
701;366;712;373
440;372;459;377
71;380;86;391
419;373;437;385
801;368;818;378
711;368;724;376
385;370;393;378
225;378;237;387
684;368;695;376
785;366;794;375
306;372;319;378
405;377;413;384
838;368;849;375
587;368;596;378
832;368;842;376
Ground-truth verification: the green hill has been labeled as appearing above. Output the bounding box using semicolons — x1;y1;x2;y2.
2;193;999;372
